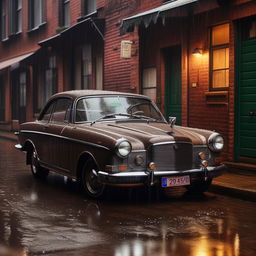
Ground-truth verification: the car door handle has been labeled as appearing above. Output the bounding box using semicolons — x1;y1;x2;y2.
43;126;49;130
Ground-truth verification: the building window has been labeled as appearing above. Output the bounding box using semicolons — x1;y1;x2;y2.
142;67;157;102
82;44;92;89
0;0;7;40
60;0;70;27
0;75;5;121
19;72;26;107
28;0;44;30
83;0;96;16
210;23;230;90
43;56;58;105
9;0;22;34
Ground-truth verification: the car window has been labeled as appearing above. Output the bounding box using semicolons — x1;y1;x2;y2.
40;102;55;122
51;98;72;124
76;96;164;122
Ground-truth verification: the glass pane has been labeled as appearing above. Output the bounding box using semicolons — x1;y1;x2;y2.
213;48;229;70
212;70;229;88
41;103;54;122
142;88;156;102
52;99;71;123
212;23;229;46
76;97;163;122
143;68;156;88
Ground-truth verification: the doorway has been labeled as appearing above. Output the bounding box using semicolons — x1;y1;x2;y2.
11;70;27;124
236;17;256;161
164;45;182;125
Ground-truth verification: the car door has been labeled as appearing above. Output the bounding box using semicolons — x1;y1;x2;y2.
36;100;56;165
47;98;72;172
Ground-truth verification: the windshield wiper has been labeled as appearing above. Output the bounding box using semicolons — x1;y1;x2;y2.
90;113;117;125
91;113;158;125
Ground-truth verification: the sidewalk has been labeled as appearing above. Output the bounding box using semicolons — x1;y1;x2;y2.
0;130;256;201
211;170;256;202
0;130;17;142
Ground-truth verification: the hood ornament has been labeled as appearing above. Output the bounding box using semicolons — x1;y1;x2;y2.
168;116;176;128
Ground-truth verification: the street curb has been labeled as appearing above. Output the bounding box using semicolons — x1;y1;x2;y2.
210;183;256;202
0;134;17;142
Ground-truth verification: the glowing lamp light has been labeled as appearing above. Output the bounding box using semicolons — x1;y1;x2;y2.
192;48;203;56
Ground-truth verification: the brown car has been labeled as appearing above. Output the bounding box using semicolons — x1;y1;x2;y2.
16;90;226;198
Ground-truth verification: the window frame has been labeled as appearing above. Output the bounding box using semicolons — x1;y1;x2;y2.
60;0;70;27
28;0;45;31
9;0;22;35
83;0;97;17
0;0;8;40
210;23;230;91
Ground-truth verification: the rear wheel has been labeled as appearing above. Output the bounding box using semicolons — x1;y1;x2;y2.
80;159;105;198
30;148;49;179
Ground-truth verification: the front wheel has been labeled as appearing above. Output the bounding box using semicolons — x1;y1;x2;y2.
80;159;105;198
30;148;49;179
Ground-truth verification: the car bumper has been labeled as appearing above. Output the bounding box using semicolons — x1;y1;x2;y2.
98;164;226;186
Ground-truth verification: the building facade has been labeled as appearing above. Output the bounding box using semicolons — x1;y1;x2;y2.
0;0;256;163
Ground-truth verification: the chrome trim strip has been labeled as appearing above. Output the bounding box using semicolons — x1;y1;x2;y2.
39;160;71;173
98;166;217;177
15;144;22;150
20;130;110;151
152;141;192;146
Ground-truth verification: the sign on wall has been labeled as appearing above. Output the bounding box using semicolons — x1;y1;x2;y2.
120;40;133;58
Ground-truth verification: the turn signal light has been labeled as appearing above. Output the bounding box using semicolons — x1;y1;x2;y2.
201;160;209;167
118;165;128;171
148;162;156;170
198;152;206;159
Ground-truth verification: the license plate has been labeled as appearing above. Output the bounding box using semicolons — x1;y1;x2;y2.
162;175;190;187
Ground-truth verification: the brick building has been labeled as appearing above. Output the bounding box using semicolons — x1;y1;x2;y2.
0;0;256;163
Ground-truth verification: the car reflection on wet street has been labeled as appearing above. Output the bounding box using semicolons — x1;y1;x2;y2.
0;139;255;256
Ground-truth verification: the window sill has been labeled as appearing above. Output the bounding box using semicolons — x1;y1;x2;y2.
205;91;228;105
27;22;47;33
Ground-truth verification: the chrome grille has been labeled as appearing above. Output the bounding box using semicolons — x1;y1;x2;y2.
151;143;193;171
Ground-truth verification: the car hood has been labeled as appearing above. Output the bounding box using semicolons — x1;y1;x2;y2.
74;121;213;150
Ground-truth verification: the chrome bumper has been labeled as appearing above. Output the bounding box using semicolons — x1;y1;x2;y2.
98;165;226;186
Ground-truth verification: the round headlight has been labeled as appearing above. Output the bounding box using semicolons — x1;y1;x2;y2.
116;140;132;157
208;133;224;152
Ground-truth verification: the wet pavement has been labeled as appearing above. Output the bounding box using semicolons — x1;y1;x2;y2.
0;139;256;256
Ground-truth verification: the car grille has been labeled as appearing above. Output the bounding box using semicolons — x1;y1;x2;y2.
151;143;193;171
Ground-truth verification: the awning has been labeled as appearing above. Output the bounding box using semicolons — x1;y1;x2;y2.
0;52;35;71
120;0;198;35
39;17;105;47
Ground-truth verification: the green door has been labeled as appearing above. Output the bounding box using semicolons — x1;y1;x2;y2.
164;46;182;125
236;19;256;160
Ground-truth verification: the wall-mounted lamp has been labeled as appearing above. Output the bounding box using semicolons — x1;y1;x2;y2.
192;48;203;56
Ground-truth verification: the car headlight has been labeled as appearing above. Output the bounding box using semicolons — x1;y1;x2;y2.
208;133;224;152
116;139;132;157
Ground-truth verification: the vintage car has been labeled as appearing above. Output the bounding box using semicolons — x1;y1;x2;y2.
15;90;226;198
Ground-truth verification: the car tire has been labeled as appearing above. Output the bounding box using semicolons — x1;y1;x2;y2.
30;148;49;179
80;159;105;199
187;178;212;194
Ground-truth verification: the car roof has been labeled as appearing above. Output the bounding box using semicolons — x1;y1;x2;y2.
50;90;150;101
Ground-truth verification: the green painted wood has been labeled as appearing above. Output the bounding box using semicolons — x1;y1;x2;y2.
241;45;256;54
236;32;256;159
241;71;256;80
240;79;256;87
164;46;182;125
241;52;256;62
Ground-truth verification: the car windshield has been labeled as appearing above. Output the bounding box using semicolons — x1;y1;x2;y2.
75;96;165;123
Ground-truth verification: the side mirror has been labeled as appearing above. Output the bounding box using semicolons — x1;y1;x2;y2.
168;116;176;128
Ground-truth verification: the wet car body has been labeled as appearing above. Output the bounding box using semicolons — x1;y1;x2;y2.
16;90;226;198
